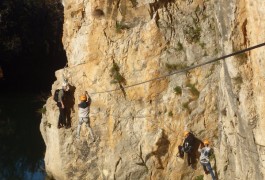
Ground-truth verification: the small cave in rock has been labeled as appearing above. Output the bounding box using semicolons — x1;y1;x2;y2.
221;108;227;116
92;9;105;18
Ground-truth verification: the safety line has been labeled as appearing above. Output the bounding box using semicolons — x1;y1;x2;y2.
85;42;265;94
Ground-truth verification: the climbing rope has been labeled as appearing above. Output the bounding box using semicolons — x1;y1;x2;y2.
82;72;86;92
88;42;265;94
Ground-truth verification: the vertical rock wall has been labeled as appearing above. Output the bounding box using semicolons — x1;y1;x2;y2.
40;0;265;179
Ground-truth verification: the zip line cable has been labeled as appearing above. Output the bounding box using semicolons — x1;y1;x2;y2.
88;42;265;94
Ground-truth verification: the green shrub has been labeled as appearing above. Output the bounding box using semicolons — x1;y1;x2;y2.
199;42;206;49
233;76;243;84
174;86;182;95
110;62;120;73
110;62;126;84
165;63;187;72
175;41;183;51
214;48;219;55
43;121;51;128
110;73;125;84
184;25;201;43
195;175;204;180
186;83;200;98
116;21;129;33
182;102;189;109
168;111;173;117
237;53;248;65
129;0;138;7
209;153;215;161
36;106;46;114
182;102;191;113
236;52;247;59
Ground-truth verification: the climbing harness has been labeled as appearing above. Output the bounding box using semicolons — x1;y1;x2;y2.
81;72;86;92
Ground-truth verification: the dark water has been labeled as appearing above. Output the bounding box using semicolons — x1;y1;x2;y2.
0;93;46;180
0;0;66;93
0;1;66;178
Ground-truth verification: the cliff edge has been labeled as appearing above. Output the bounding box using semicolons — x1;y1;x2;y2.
40;0;265;179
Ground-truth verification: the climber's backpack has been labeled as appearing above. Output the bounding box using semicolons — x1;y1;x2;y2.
53;89;61;102
183;142;192;153
183;133;194;153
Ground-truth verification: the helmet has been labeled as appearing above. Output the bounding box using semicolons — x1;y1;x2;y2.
80;95;87;101
62;82;68;87
203;139;209;145
62;82;69;91
184;131;189;137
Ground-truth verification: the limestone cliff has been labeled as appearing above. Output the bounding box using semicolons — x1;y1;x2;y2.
40;0;265;179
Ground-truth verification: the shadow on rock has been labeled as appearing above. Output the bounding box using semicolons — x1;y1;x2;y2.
64;85;76;128
189;135;203;169
145;130;170;169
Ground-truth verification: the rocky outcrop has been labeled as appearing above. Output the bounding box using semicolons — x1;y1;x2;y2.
40;0;265;179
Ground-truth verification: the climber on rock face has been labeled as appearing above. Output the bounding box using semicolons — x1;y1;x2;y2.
177;131;195;166
57;83;69;129
198;139;216;180
76;91;95;142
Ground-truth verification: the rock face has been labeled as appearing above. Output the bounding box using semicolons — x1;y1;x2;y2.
40;0;265;179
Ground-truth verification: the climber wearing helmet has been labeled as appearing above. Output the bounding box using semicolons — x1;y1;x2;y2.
76;91;95;142
177;131;195;166
198;139;216;180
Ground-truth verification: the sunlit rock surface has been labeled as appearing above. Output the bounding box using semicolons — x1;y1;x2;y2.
40;0;265;179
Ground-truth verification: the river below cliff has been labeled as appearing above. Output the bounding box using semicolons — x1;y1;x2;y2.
0;93;46;179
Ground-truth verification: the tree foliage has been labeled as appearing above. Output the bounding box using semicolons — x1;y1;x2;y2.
0;0;66;92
